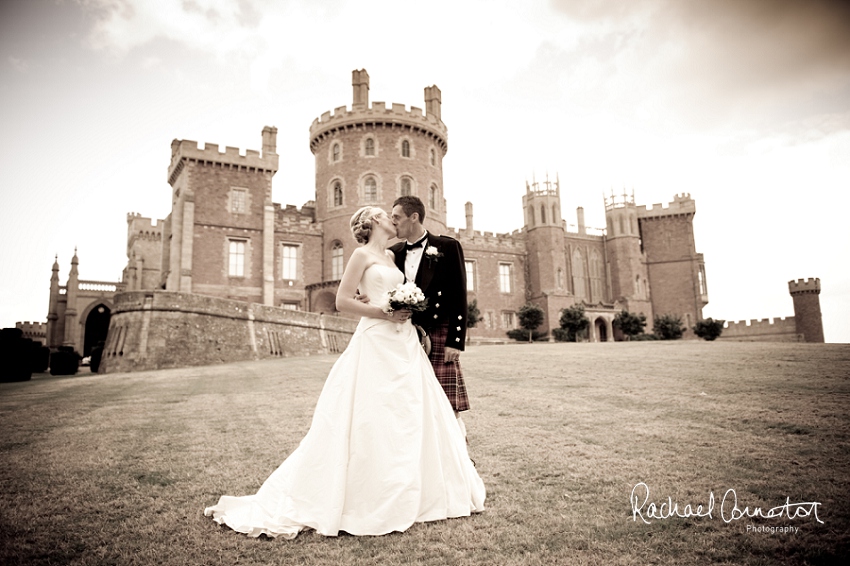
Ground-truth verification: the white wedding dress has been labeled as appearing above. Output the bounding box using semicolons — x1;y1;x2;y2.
205;263;485;538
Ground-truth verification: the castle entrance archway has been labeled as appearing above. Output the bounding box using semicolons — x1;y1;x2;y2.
595;317;608;343
83;304;111;356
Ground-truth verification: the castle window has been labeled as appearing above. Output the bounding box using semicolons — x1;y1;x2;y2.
333;181;344;207
429;184;437;210
635;275;641;297
465;260;475;292
540;204;546;224
333;143;340;162
499;263;512;294
228;239;246;277
572;249;586;299
364;177;378;203
400;177;412;196
230;188;248;214
553;204;559;223
281;302;299;310
401;140;410;158
281;244;299;280
364;137;375;156
502;311;516;329
331;242;344;280
557;268;563;289
528;206;535;226
619;216;626;235
430;148;436;166
589;251;603;302
699;265;707;296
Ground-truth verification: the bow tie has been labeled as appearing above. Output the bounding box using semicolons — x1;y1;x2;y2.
405;237;427;251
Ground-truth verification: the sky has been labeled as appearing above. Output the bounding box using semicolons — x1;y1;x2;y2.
1;0;848;343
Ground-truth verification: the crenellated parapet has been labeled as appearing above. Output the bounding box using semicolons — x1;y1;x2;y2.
789;278;821;295
449;226;526;250
275;202;322;233
309;101;448;155
637;193;696;219
721;317;800;341
168;129;279;186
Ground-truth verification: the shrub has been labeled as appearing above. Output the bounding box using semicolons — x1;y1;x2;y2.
31;343;50;373
693;318;725;341
613;310;647;340
506;329;548;342
50;346;81;376
0;328;33;382
517;303;545;342
90;342;105;373
632;333;659;341
653;314;684;340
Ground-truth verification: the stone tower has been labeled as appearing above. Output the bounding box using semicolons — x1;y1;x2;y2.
309;69;448;282
522;175;570;330
165;127;279;305
604;191;652;322
637;193;708;337
63;248;79;347
124;213;163;291
788;278;824;342
46;254;61;347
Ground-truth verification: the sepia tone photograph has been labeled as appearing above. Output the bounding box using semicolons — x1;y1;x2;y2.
1;1;848;564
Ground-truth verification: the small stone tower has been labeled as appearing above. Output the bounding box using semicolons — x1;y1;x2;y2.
309;69;448;281
46;254;61;347
788;278;824;342
124;213;163;291
604;191;652;321
63;248;80;347
522;175;570;330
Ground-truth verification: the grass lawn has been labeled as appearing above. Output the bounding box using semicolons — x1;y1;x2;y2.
1;341;848;565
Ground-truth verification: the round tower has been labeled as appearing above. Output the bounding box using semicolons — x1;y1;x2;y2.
309;69;448;281
604;190;652;321
788;278;824;343
522;174;568;332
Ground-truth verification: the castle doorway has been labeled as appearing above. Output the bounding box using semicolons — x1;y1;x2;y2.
595;317;608;342
84;304;111;356
314;291;337;315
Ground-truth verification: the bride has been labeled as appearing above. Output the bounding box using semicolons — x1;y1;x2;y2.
204;206;486;539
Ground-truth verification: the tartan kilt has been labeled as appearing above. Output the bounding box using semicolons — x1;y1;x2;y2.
427;323;470;412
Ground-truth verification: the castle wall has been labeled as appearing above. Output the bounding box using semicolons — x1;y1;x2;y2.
99;291;357;373
719;317;800;342
16;321;46;344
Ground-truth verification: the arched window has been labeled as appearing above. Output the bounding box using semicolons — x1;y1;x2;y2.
540;204;546;224
401;140;410;158
332;143;340;162
429;185;437;209
331;242;344;281
333;181;343;207
364;137;375;156
635;275;641;297
400;177;412;196
572;249;586;299
589;250;603;302
430;148;436;166
557;268;563;289
364;177;378;203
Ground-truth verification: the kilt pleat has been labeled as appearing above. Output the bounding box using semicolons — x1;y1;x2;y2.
427;324;470;412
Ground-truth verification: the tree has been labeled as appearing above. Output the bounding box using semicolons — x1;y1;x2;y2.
517;303;545;342
653;314;684;340
554;305;589;342
693;318;725;341
613;310;646;340
466;298;484;344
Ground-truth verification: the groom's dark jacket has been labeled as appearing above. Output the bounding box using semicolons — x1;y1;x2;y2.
390;232;468;350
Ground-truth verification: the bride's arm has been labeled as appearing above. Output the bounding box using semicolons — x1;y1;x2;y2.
335;249;394;319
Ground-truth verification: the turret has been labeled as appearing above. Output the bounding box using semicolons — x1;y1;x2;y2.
352;69;369;108
46;254;60;347
63;248;79;348
788;278;824;342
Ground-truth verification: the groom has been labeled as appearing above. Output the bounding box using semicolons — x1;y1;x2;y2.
390;196;470;436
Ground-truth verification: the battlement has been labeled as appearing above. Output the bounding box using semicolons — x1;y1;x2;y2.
637;193;696;219
448;226;527;249
525;177;560;198
274;202;321;233
127;213;163;231
604;190;635;211
309;101;448;153
721;316;799;340
168;129;279;184
788;277;821;294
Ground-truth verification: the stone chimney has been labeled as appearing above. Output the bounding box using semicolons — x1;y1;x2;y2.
262;126;277;156
352;69;370;108
577;206;586;235
424;85;441;121
465;202;474;233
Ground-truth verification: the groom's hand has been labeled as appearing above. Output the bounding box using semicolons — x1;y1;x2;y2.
444;346;461;363
355;293;370;304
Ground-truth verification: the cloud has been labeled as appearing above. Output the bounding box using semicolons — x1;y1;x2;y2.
8;55;28;72
546;0;850;134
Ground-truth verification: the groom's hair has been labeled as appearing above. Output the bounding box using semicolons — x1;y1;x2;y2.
393;196;426;223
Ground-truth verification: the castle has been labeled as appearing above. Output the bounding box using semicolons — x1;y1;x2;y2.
32;69;824;368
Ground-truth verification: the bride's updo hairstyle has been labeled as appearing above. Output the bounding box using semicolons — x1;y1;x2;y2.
350;206;379;244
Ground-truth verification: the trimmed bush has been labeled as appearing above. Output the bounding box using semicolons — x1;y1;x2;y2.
506;329;548;342
31;344;50;373
1;328;33;382
50;346;80;376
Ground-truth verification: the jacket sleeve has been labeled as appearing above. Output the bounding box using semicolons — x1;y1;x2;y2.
443;237;468;350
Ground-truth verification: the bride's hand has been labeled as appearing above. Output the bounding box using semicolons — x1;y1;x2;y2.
389;308;412;322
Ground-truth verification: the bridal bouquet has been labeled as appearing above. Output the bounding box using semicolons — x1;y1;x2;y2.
382;282;429;314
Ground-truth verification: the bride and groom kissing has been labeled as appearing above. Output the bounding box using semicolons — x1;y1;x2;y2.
205;195;485;539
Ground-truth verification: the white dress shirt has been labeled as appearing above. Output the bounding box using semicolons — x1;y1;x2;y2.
404;231;428;283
